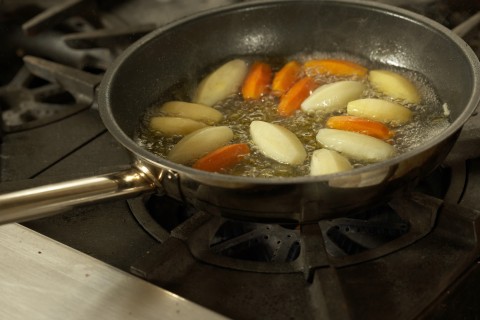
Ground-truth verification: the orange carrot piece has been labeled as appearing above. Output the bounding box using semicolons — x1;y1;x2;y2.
277;77;318;117
326;115;394;140
271;61;302;97
192;143;250;172
304;59;368;78
241;62;272;100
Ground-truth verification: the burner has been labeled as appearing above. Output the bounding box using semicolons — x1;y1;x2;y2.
0;59;101;132
321;207;409;257
0;1;153;132
210;221;301;263
128;183;444;277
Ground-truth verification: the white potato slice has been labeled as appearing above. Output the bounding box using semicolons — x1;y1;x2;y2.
310;149;353;176
250;120;306;165
316;128;395;162
369;69;421;104
193;59;248;106
301;80;365;113
149;117;207;136
347;98;412;125
159;101;223;124
167;126;233;164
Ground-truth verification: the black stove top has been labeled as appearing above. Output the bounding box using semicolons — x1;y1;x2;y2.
1;1;480;319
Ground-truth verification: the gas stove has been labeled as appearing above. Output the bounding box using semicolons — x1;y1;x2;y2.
1;0;480;319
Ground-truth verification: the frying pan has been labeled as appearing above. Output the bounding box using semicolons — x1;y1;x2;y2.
0;0;479;224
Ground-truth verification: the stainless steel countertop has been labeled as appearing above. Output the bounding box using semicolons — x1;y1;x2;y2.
0;223;228;320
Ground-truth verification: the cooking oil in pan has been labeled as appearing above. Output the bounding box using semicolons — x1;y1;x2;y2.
135;53;450;178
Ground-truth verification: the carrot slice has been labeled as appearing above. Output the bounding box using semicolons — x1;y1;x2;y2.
304;59;368;78
271;61;302;97
192;143;250;172
326;115;393;140
277;77;318;117
241;62;272;100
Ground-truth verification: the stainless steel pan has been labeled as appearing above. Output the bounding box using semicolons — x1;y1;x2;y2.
1;0;479;224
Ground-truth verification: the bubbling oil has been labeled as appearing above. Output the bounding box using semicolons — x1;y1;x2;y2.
135;53;450;178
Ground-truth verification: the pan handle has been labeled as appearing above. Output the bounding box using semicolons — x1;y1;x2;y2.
452;11;480;37
0;165;159;225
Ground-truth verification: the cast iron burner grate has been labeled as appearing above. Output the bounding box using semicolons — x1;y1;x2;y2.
320;207;410;257
129;190;443;276
0;0;154;133
129;164;450;274
210;222;301;263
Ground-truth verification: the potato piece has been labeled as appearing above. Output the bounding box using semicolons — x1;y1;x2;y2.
301;80;365;113
193;59;248;106
369;69;421;104
158;101;223;125
167;126;233;164
149;117;207;136
347;98;412;126
310;149;353;176
250;120;306;165
316;128;395;162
